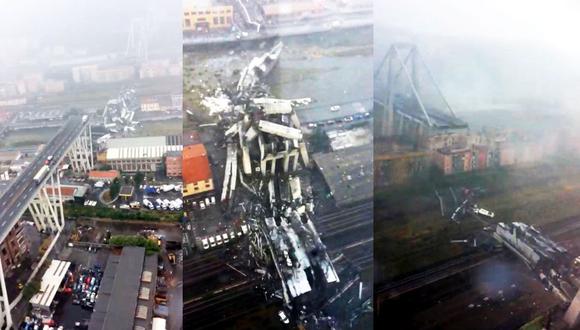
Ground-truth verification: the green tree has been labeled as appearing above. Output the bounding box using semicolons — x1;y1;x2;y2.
109;178;120;199
134;172;145;188
22;280;41;301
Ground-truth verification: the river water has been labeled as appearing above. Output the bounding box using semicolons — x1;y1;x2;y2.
267;27;373;123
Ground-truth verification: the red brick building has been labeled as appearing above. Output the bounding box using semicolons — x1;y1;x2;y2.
165;151;182;178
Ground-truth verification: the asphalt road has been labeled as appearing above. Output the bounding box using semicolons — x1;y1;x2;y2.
0;116;87;243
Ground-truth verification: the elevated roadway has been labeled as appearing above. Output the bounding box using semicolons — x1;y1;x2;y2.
0;115;92;328
0;116;90;241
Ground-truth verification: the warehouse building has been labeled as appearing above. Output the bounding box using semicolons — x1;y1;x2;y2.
100;136;182;173
312;145;372;207
89;247;158;330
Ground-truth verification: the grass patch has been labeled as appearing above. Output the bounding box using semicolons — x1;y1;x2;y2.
109;235;160;255
65;203;180;222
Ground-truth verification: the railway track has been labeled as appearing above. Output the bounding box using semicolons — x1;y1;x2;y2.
184;279;263;329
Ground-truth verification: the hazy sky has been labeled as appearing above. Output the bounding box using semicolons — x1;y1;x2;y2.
375;0;580;113
0;0;181;62
376;0;580;57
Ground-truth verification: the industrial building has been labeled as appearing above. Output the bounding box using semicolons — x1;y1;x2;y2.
30;260;71;317
182;143;213;198
313;145;373;207
99;136;182;173
182;1;233;33
89;247;158;330
71;63;136;84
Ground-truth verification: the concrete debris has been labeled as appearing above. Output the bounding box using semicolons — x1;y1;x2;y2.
101;88;139;136
202;40;339;325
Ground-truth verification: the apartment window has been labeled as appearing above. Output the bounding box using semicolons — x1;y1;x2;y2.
220;17;225;24
185;19;191;27
213;17;218;25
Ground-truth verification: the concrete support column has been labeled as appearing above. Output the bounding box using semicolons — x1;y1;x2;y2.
67;124;93;174
28;172;64;233
283;154;290;173
270;158;276;175
292;152;299;172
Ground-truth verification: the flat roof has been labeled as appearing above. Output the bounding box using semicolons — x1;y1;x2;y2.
313;146;373;207
119;185;135;197
30;260;71;309
106;145;182;161
106;136;166;149
89;247;145;330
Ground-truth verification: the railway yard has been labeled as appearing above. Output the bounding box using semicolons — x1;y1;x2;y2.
375;159;580;329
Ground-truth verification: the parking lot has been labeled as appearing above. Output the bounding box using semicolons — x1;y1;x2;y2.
52;247;109;329
184;125;253;253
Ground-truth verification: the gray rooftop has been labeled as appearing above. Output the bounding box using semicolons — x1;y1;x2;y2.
89;247;150;330
312;145;373;207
